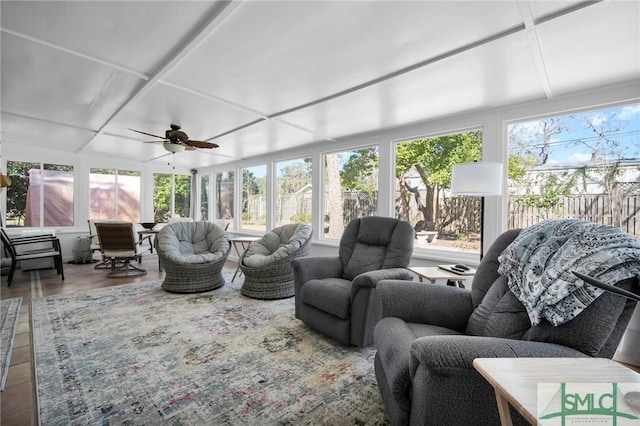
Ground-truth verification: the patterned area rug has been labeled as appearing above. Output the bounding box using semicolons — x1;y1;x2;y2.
32;272;387;425
0;296;22;390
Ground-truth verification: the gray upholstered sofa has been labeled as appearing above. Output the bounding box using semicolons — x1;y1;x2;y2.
373;227;640;426
292;216;414;347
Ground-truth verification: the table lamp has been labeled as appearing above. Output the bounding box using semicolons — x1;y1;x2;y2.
573;271;640;368
451;161;503;258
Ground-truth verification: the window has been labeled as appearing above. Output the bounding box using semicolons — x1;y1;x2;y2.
200;174;210;221
241;165;267;231
89;168;141;221
395;130;483;252
215;171;234;231
275;157;312;227
174;174;191;219
507;104;640;235
152;173;191;222
323;147;378;238
5;161;74;227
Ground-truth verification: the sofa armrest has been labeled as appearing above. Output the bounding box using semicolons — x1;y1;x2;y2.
377;280;474;331
410;335;588;373
351;268;413;295
291;256;343;284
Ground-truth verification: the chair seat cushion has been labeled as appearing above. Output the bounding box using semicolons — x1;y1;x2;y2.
157;222;229;264
243;224;312;268
301;278;352;319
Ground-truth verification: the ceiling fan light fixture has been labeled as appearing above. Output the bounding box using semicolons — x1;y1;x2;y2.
163;142;186;153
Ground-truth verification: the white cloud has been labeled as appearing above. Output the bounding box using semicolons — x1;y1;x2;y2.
619;104;640;120
569;152;592;162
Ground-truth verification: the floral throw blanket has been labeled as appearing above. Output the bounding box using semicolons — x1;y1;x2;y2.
497;219;640;326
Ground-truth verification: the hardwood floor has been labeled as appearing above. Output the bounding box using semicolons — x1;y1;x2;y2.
0;255;236;426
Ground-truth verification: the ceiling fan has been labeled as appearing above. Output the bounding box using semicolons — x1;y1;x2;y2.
129;124;219;153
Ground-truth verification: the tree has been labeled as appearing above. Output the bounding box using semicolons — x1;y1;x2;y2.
153;173;172;222
395;132;482;230
325;153;344;238
509;118;567;166
507;106;639;227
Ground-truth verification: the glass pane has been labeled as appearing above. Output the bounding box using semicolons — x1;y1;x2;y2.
216;171;234;231
153;173;172;222
117;170;141;223
90;169;140;222
395;131;482;253
5;161;40;227
241;165;267;231
507;103;640;235
174;174;191;219
323;147;378;238
201;174;210;221
275;157;312;227
90;168;116;219
18;163;74;227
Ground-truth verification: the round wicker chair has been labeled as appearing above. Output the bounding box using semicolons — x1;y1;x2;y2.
239;223;312;299
156;221;231;293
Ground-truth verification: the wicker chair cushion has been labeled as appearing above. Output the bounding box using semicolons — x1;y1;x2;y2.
157;221;229;264
243;223;312;268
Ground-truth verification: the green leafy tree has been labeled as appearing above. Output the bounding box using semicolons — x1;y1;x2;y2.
6;161;39;225
278;161;311;194
174;174;191;218
242;168;266;224
516;172;576;220
395;132;482;229
153;174;172;222
341;148;378;192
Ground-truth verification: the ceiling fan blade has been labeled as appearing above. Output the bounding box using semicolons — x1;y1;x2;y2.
185;140;219;149
129;128;167;140
184;145;198;151
142;140;165;144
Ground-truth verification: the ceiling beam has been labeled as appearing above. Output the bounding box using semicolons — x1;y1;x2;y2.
0;27;150;81
517;1;553;98
75;0;243;153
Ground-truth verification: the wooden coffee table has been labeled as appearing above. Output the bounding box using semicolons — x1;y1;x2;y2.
473;357;640;426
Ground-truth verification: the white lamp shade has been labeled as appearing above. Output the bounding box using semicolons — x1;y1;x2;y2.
451;161;503;196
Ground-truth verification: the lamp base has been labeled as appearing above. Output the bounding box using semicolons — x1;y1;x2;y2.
613;305;640;368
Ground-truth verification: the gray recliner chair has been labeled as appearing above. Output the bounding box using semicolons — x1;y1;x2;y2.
292;216;415;347
373;226;640;426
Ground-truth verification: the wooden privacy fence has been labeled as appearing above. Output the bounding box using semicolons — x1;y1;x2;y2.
401;190;640;237
508;194;640;236
248;190;640;237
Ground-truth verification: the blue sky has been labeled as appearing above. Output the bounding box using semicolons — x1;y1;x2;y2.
508;104;640;164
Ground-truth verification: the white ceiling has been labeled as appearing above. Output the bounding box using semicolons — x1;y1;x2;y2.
1;1;639;169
